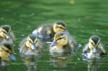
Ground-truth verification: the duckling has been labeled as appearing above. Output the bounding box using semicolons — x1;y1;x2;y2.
0;42;16;66
0;25;15;44
53;21;66;34
19;34;40;57
82;35;106;71
49;32;74;68
19;34;41;71
83;35;106;60
49;32;69;57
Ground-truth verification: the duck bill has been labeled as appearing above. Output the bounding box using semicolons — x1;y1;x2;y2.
31;43;35;50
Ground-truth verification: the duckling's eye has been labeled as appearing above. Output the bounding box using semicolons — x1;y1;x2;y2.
59;26;64;29
0;30;7;34
56;26;64;30
91;42;95;46
58;37;62;40
2;31;7;34
28;40;33;43
56;37;63;41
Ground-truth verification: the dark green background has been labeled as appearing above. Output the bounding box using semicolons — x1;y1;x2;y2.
0;0;108;71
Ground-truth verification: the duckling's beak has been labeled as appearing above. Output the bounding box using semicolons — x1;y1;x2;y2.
31;43;35;50
50;40;56;47
92;47;97;54
9;54;16;61
6;34;10;39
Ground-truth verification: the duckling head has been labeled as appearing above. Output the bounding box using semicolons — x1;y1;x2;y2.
54;33;68;47
0;25;11;40
53;21;66;33
89;35;100;50
25;34;38;50
1;25;11;32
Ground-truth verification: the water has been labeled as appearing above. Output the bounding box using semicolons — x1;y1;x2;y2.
0;0;108;71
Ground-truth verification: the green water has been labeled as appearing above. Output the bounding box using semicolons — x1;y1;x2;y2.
0;0;108;71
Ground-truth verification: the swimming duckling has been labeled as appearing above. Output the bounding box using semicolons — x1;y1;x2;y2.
49;32;72;68
0;25;15;44
0;42;16;71
82;35;106;71
19;34;41;71
49;32;69;56
19;34;41;57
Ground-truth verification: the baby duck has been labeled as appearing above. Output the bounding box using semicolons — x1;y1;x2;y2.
19;34;41;71
49;32;72;68
82;35;106;71
49;32;69;57
0;25;15;44
82;35;106;60
19;34;40;57
0;42;16;66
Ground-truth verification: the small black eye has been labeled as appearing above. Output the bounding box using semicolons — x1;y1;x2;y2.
2;31;7;34
28;40;32;43
91;42;94;46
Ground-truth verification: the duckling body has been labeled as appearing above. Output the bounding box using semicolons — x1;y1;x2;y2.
0;45;11;61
